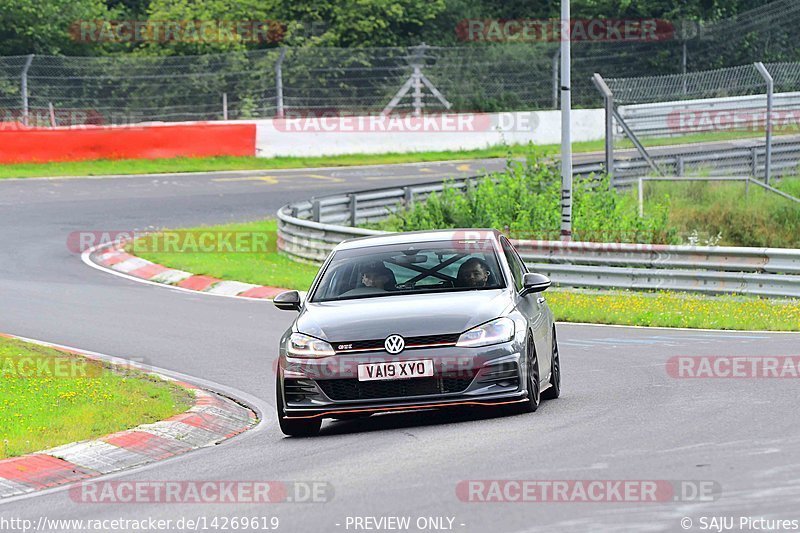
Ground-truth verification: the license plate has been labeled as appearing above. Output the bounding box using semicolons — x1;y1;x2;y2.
357;360;434;381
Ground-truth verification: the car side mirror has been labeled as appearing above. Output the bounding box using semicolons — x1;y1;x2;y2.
273;290;302;311
521;272;551;296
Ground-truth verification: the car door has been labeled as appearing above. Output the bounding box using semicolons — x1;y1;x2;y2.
499;237;551;382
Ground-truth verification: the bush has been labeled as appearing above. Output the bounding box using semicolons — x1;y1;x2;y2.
373;157;675;243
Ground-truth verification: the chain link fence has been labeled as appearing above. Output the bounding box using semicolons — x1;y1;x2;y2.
1;0;799;126
597;61;800;185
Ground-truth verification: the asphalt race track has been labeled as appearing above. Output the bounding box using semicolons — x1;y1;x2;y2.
1;155;799;533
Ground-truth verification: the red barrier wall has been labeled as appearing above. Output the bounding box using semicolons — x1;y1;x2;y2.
0;122;256;164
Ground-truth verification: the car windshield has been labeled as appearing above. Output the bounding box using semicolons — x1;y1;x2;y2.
310;240;505;302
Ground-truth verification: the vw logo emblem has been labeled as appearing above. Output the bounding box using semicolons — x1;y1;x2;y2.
384;334;405;354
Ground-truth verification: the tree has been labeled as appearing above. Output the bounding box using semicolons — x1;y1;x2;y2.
0;0;115;55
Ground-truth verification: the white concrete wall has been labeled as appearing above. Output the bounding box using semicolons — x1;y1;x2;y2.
255;109;604;158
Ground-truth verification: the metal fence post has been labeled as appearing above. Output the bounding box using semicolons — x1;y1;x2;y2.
311;199;321;222
751;146;759;178
48;102;56;127
222;93;228;120
403;186;413;206
275;47;287;118
591;73;615;183
638;178;644;217
551;48;560;109
676;156;685;177
21;54;34;126
412;44;426;117
348;194;357;226
754;62;773;185
412;66;422;117
681;41;688;95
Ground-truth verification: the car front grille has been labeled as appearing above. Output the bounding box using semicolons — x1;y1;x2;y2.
333;333;460;353
316;374;475;401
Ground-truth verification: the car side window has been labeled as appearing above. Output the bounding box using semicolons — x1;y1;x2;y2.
500;237;524;291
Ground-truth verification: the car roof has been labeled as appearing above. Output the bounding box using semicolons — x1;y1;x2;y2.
335;229;503;251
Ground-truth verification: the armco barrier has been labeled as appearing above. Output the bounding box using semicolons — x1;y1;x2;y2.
0;122;256;164
277;177;800;298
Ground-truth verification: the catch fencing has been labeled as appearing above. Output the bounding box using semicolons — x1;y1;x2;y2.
599;61;800;185
276;178;800;298
2;0;799;125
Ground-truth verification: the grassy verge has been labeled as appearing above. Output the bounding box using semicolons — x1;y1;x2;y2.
2;129;791;179
549;290;799;331
0;336;194;459
128;218;799;331
0;144;562;179
127;219;320;291
644;178;800;247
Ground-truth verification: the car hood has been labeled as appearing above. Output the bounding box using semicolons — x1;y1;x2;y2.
296;289;512;342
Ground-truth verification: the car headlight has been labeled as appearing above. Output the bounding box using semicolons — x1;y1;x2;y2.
456;318;515;348
287;332;335;358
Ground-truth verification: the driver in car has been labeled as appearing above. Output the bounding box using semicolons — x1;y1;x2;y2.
456;257;491;287
361;262;395;290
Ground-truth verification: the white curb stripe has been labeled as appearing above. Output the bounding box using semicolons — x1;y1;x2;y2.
205;280;260;296
150;269;193;284
112;257;152;274
45;441;151;475
0;478;31;498
136;421;223;448
189;405;253;425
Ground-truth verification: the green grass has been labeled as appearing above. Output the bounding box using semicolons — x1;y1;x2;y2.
0;144;563;179
548;289;800;331
128;218;799;331
0;336;194;459
1;129;790;179
643;178;800;247
127;219;321;291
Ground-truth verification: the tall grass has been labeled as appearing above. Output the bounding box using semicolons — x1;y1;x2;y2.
374;158;674;243
645;178;800;247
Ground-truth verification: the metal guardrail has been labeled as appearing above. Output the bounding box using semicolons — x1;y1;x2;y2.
611;136;800;184
618;91;800;138
277;174;800;298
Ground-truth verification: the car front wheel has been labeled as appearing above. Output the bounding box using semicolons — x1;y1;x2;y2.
542;326;561;400
521;335;540;413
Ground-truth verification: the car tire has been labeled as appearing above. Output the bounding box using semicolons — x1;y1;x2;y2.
276;374;321;437
542;326;561;400
521;335;540;413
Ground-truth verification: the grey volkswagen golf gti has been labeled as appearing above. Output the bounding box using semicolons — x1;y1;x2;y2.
273;229;561;436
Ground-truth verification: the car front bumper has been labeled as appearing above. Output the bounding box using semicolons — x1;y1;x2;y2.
279;343;526;419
